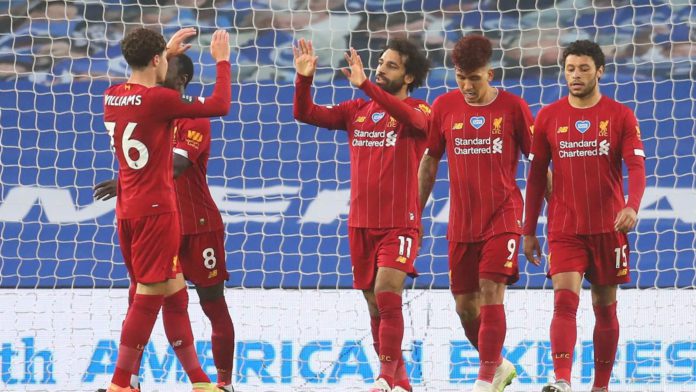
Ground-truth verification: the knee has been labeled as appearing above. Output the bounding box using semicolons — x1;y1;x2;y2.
479;280;504;304
363;292;380;318
164;288;188;312
455;299;479;323
367;299;379;318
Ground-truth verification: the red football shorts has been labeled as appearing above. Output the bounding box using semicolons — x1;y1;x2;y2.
349;227;419;290
547;231;630;285
179;230;229;287
448;233;521;294
118;212;182;284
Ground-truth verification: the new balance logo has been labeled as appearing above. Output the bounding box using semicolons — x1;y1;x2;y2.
492;137;503;153
385;131;397;147
452;122;463;130
557;126;568;134
599;140;610;155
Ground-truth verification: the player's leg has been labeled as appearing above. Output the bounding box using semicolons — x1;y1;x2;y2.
373;266;407;389
362;289;411;392
106;217;169;390
589;284;618;392
476;234;520;391
127;279;143;391
160;273;214;387
349;228;390;391
196;283;235;391
179;230;235;390
362;290;380;354
449;241;482;349
586;231;628;392
454;292;481;347
543;232;588;391
372;228;419;391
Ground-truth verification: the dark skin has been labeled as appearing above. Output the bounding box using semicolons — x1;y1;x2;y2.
94;57;222;302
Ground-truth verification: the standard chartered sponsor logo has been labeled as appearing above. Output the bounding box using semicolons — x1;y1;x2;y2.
351;129;397;147
453;137;502;155
385;131;397;147
492;137;502;153
558;139;610;158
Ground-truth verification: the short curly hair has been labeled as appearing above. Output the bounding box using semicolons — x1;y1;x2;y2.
121;27;167;69
562;40;605;69
382;39;430;93
451;34;492;74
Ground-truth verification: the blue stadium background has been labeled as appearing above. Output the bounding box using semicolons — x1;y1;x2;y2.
0;0;694;289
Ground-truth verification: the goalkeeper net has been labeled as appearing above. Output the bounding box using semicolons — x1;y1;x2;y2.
0;0;694;391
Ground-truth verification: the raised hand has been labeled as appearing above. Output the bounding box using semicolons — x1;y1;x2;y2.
522;235;542;266
341;47;367;87
293;38;318;77
166;27;196;59
210;29;230;63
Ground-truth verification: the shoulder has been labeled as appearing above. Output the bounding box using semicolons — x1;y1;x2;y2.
407;97;432;115
337;98;367;112
104;84;119;94
147;85;178;98
179;117;211;130
431;90;459;110
536;97;567;120
499;90;529;107
602;96;634;116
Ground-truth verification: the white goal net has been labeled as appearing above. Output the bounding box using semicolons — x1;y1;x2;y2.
0;1;694;390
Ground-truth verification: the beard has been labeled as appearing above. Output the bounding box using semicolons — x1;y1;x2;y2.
376;75;405;94
568;78;598;99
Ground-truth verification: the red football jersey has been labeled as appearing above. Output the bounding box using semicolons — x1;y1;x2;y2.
523;95;646;235
294;75;430;229
426;89;533;242
103;61;231;219
173;117;224;235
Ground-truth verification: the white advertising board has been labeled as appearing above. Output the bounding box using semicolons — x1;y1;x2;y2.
1;289;694;391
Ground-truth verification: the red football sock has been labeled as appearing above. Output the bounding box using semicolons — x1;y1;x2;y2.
370;315;380;355
201;296;235;385
162;289;209;384
477;304;506;383
394;357;411;390
463;314;481;350
112;294;164;387
550;289;579;383
593;302;619;389
376;292;404;387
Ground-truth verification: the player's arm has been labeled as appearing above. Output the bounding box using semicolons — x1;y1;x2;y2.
418;103;445;213
342;48;428;135
515;99;553;199
292;39;349;130
158;30;232;120
522;113;552;266
614;109;647;233
418;154;440;214
173;118;210;178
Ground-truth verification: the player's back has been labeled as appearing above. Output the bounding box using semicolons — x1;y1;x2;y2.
172;117;224;235
104;83;177;219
